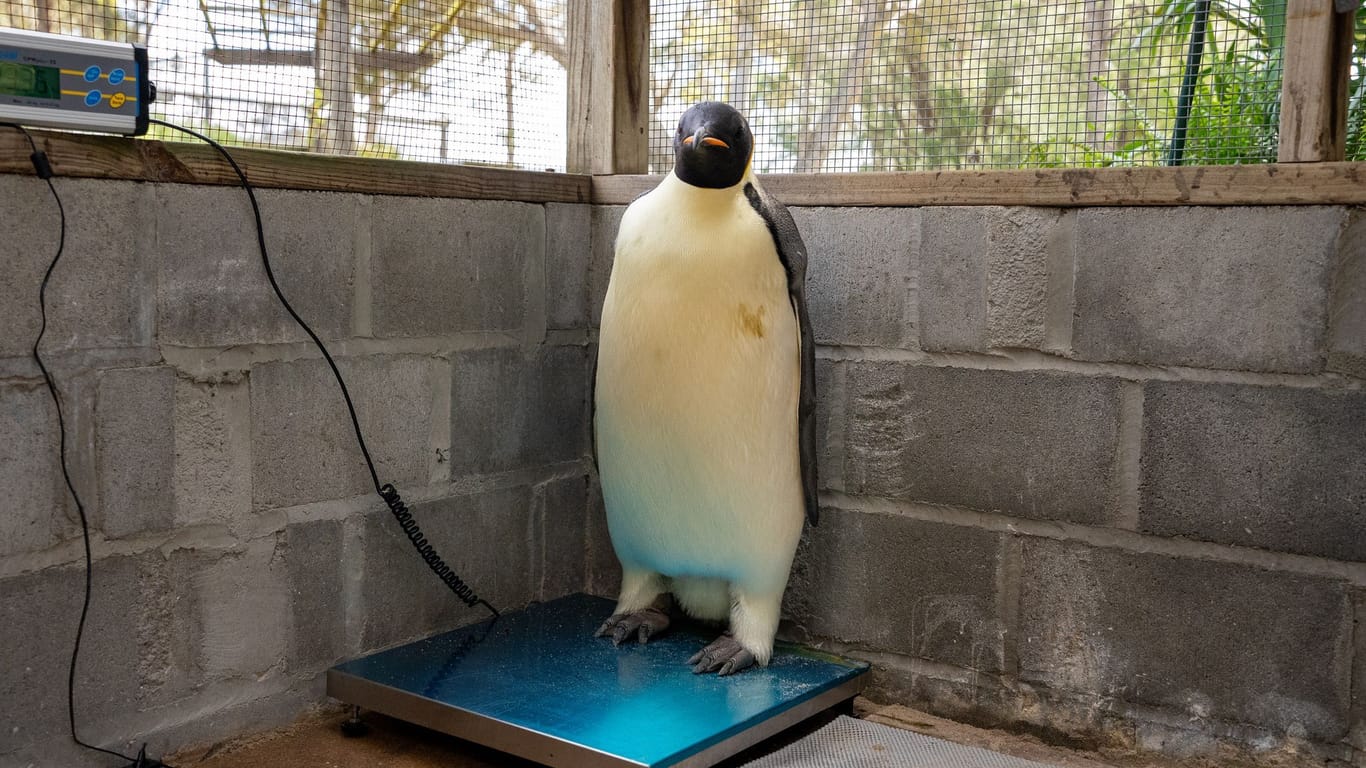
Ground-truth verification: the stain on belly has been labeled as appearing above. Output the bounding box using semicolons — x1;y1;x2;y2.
738;303;767;338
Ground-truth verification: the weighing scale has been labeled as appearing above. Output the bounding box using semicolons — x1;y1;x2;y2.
327;593;869;767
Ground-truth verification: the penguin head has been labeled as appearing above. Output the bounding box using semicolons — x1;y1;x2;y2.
672;101;754;189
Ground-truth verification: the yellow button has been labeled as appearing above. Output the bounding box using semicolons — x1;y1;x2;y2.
110;92;126;108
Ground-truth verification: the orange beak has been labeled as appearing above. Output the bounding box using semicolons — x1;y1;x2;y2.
682;135;729;148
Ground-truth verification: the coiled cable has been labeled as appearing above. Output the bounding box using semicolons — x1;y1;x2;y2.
151;117;498;620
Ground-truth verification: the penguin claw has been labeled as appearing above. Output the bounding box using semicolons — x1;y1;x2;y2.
595;605;671;647
688;633;757;676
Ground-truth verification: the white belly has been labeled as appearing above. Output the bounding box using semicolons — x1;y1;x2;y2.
595;175;804;593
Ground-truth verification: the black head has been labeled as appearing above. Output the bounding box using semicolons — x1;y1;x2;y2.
672;102;754;189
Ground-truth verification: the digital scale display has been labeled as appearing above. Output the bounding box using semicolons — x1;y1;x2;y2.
0;28;152;135
0;61;61;100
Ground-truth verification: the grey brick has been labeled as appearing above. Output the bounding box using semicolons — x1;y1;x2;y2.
786;507;1005;672
360;486;534;650
585;480;621;598
814;358;843;492
589;206;625;327
0;556;143;755
0;385;62;556
919;208;987;351
0;177;154;358
1140;381;1366;561
96;366;174;538
451;345;587;475
791;207;918;347
534;475;589;600
1351;589;1366;752
1328;210;1366;379
845;363;1124;525
1073;207;1342;373
173;377;251;528
370;197;540;337
251;355;437;509
157;186;357;347
546;203;592;330
1019;538;1353;740
286;519;346;672
194;537;289;680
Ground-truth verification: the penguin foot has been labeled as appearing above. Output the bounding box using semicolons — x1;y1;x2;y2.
594;594;672;646
688;633;756;676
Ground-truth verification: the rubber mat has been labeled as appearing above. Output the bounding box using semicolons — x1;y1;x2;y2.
743;716;1060;768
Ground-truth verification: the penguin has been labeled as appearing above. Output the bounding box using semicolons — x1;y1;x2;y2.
593;101;818;676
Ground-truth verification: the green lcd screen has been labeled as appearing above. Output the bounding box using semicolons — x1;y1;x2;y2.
0;61;61;100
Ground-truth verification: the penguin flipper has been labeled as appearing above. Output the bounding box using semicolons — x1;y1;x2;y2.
744;182;819;527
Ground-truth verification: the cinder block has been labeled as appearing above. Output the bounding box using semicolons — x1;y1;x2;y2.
96;366;175;538
1019;538;1352;740
1327;210;1366;379
791;207;918;348
1072;207;1342;372
1140;380;1366;561
814;358;843;492
370;197;540;337
534;475;589;600
286;519;346;672
546;203;592;330
450;345;588;476
359;485;534;650
195;537;289;679
1351;589;1366;752
0;556;143;755
0;177;154;358
785;506;1005;672
0;385;62;556
584;480;621;598
251;355;437;509
844;363;1124;525
157;186;358;347
589;206;625;327
919;208;987;351
173;377;251;528
986;208;1058;349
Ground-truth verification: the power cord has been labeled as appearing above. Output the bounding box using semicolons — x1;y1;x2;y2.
148;119;499;620
7;119;497;766
4;123;169;768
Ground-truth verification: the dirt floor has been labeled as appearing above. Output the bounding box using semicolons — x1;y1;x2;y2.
166;698;1332;768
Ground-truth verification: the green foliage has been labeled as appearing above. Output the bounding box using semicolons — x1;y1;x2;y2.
652;0;1321;171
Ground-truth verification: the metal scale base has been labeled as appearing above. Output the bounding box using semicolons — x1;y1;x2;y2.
327;593;869;768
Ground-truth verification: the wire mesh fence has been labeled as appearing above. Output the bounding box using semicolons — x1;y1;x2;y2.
1;0;568;170
3;0;1362;172
649;0;1361;173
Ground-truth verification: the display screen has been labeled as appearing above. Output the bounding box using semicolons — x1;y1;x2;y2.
0;61;61;100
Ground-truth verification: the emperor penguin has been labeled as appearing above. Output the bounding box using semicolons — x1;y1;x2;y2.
593;101;818;676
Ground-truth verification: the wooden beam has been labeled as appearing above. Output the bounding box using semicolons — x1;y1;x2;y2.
202;47;437;71
591;164;1366;207
566;0;649;174
1278;0;1356;162
0;129;590;203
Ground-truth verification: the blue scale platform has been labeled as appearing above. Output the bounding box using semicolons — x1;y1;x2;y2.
327;593;869;768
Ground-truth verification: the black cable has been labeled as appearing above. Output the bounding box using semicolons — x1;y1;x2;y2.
148;119;499;620
4;123;164;768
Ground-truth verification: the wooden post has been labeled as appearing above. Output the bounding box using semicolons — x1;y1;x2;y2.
1278;0;1356;162
566;0;649;174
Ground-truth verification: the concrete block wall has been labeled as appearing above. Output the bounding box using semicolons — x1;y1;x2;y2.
0;175;593;765
584;203;1366;762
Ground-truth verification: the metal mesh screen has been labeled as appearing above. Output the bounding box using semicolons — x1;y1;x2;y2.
2;0;568;170
650;0;1303;172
